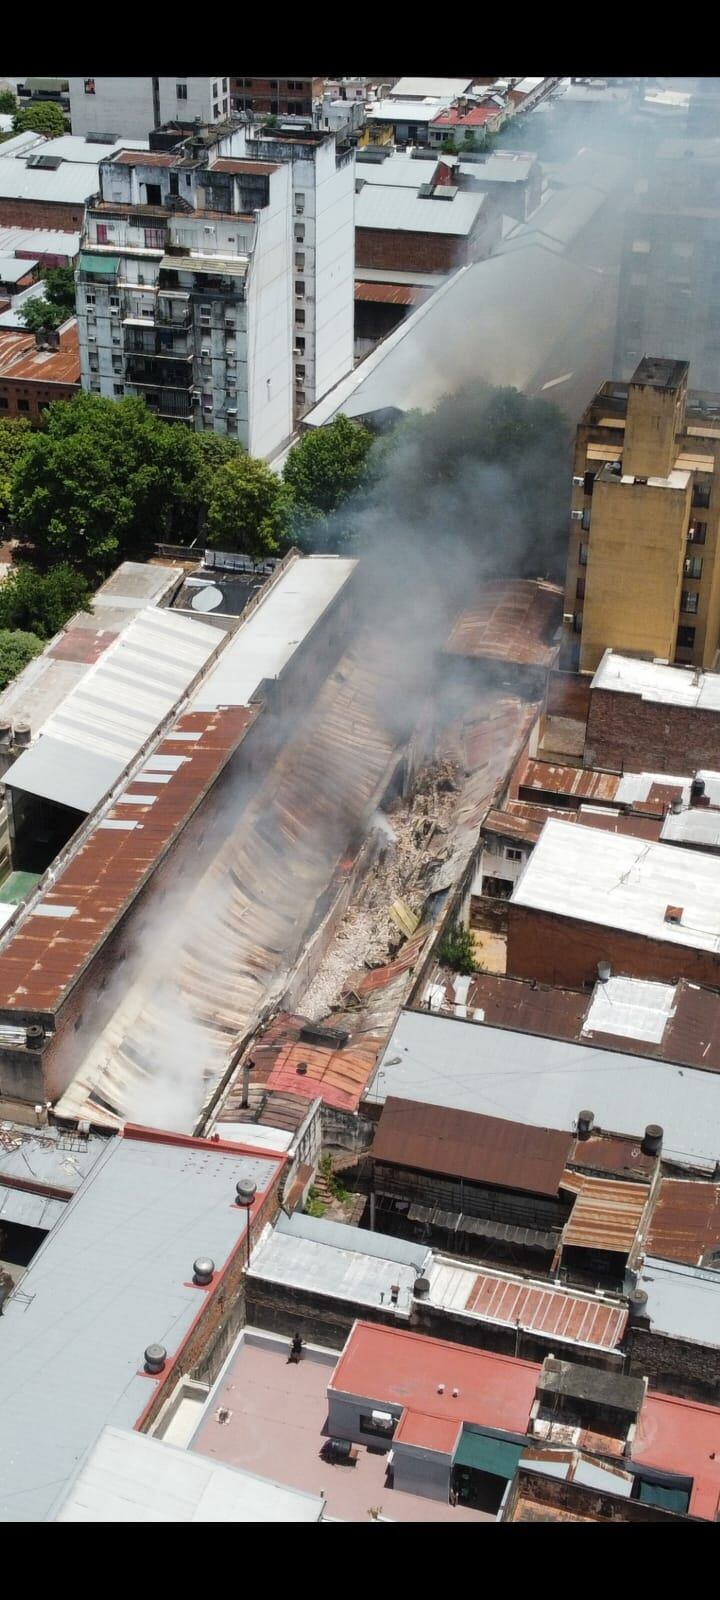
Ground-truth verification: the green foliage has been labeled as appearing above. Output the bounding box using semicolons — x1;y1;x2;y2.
0;90;17;114
11;393;208;576
0;629;44;690
0;564;90;639
284;416;374;517
463;130;477;150
318;1153;349;1204
42;266;76;317
440;137;457;154
13;101;65;138
20;297;65;335
304;1186;326;1219
206;454;291;558
438;921;476;975
0;418;33;517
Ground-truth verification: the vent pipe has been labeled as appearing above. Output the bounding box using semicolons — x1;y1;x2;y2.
670;796;683;815
193;1257;215;1286
642;1124;663;1156
691;776;706;804
628;1290;649;1325
235;1180;257;1208
577;1109;595;1139
597;961;611;984
241;1057;254;1110
414;1276;430;1299
144;1343;167;1374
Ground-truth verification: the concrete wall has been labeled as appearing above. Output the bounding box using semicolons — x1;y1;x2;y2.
327;1388;402;1446
585;686;720;773
579;475;691;673
69;76;156;139
506;901;720;989
246;163;293;458
312;143;355;404
392;1440;451;1502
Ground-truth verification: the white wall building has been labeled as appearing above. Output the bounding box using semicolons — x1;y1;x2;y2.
69;77;226;141
76;121;354;455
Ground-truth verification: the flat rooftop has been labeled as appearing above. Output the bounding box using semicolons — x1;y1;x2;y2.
190;1332;487;1522
248;1212;429;1317
633;1390;720;1519
355;183;489;238
367;1008;720;1172
631;356;689;390
0;1128;284;1523
191;555;356;711
592;650;720;712
637;1256;720;1349
51;1425;324;1523
512;818;720;953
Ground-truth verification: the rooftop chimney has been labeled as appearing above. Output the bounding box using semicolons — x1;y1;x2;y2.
691;777;706;805
577;1110;595;1139
642;1124;663;1156
664;905;683;925
597;961;611;984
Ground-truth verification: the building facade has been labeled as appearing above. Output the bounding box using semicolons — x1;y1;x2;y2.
76;122;354;454
228;79;324;119
0;321;80;421
69;78;224;141
562;357;720;673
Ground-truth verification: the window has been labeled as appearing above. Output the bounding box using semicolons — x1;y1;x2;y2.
213;82;218;98
85;292;96;306
295;280;305;297
295;335;305;353
295;224;305;242
677;624;696;648
684;555;703;579
287;80;304;91
583;471;595;497
112;356;122;373
144;227;164;249
110;293;120;309
506;847;523;862
578;543;588;567
295;363;305;379
89;353;99;371
113;383;124;396
576;576;586;600
295;193;305;214
226;356;236;370
573;611;583;634
692;484;711;509
223;99;228;113
96;224;108;245
112;334;121;345
213;103;219;119
185;173;192;187
177;83;188;100
0;398;7;410
223;79;228;92
90;381;101;392
296;390;306;405
295;252;305;270
581;508;591;531
688;519;707;543
359;1412;396;1439
200;304;211;320
681;590;699;614
84;78;95;95
146;183;162;206
295;308;305;325
17;399;29;412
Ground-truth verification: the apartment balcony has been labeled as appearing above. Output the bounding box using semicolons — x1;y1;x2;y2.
125;353;193;389
125;330;192;358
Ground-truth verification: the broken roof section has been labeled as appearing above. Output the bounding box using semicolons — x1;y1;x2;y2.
4;606;223;814
444;580;562;670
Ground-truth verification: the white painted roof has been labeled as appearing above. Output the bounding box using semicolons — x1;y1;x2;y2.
367;99;453;125
639;1258;720;1346
661;808;720;848
0;135;149;204
356;152;440;188
50;1426;324;1522
512;818;720;952
4;607;221;814
592;650;720;711
248;1212;428;1313
390;77;473;100
355;183;488;237
582;976;677;1045
0;225;79;258
367;1008;720;1171
192;555;356;711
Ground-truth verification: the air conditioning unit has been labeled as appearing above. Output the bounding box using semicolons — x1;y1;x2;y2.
570;510;583;521
572;475;584;487
226;406;237;415
203;403;213;413
201;347;211;358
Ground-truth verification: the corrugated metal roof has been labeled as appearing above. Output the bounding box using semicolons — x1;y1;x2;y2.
428;1258;627;1349
367;1009;720;1171
0;226;79;258
51;1425;324;1522
560;1171;651;1254
519;759;620;803
4;607;222;814
354;281;426;306
639;1256;720;1347
645;1178;720;1266
0;1129;283;1524
355;183;489;237
0;707;254;1030
373;1096;572;1197
444;581;562;667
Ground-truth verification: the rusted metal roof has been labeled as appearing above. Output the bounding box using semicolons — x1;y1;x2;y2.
0;323;80;386
209;158;279;175
462;1269;627;1349
373;1096;572;1197
569;1132;656;1181
444;580;563;668
518;760;620;804
0;708;254;1022
560;1171;651;1255
353;281;425;306
482;802;660;846
111;150;177;166
645;1178;720;1266
430;971;587;1033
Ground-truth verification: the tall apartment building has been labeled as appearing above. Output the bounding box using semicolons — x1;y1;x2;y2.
68;78;226;141
228;79;324;118
562;356;720;673
76;121;354;456
614;137;720;393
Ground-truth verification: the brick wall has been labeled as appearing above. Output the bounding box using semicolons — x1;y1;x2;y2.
626;1326;720;1405
355;227;464;273
0;379;79;424
506;902;720;988
585;686;720;773
0;197;86;231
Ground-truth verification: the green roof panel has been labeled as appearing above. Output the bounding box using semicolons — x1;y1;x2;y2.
79;254;120;276
454;1430;524;1480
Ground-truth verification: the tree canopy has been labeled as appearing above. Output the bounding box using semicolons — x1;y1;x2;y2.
0;564;91;639
11;394;208;575
0;90;17;115
42;266;76;318
206;455;291;558
13;101;65;138
20;297;66;335
0;630;44;690
283;416;374;517
0;417;33;518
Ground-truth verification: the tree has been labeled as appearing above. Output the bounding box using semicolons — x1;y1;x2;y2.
0;630;44;690
0;564;91;639
43;266;76;318
0;90;17;114
0;417;33;518
11;394;209;575
20;297;66;335
206;455;291;558
438;921;476;975
283;416;374;518
440;137;457;154
13;101;65;139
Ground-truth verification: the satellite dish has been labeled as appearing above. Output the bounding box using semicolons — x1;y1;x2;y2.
190;584;223;613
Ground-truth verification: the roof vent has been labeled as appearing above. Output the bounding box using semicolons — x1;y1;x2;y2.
25;1024;44;1050
642;1123;663;1156
670;796;683;814
414;1276;430;1299
144;1343;167;1374
664;904;683;925
597;961;611;983
691;776;706;804
437;1383;445;1394
13;719;31;747
193;1257;215;1286
577;1109;594;1139
628;1289;649;1325
235;1179;257;1208
296;1061;308;1076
